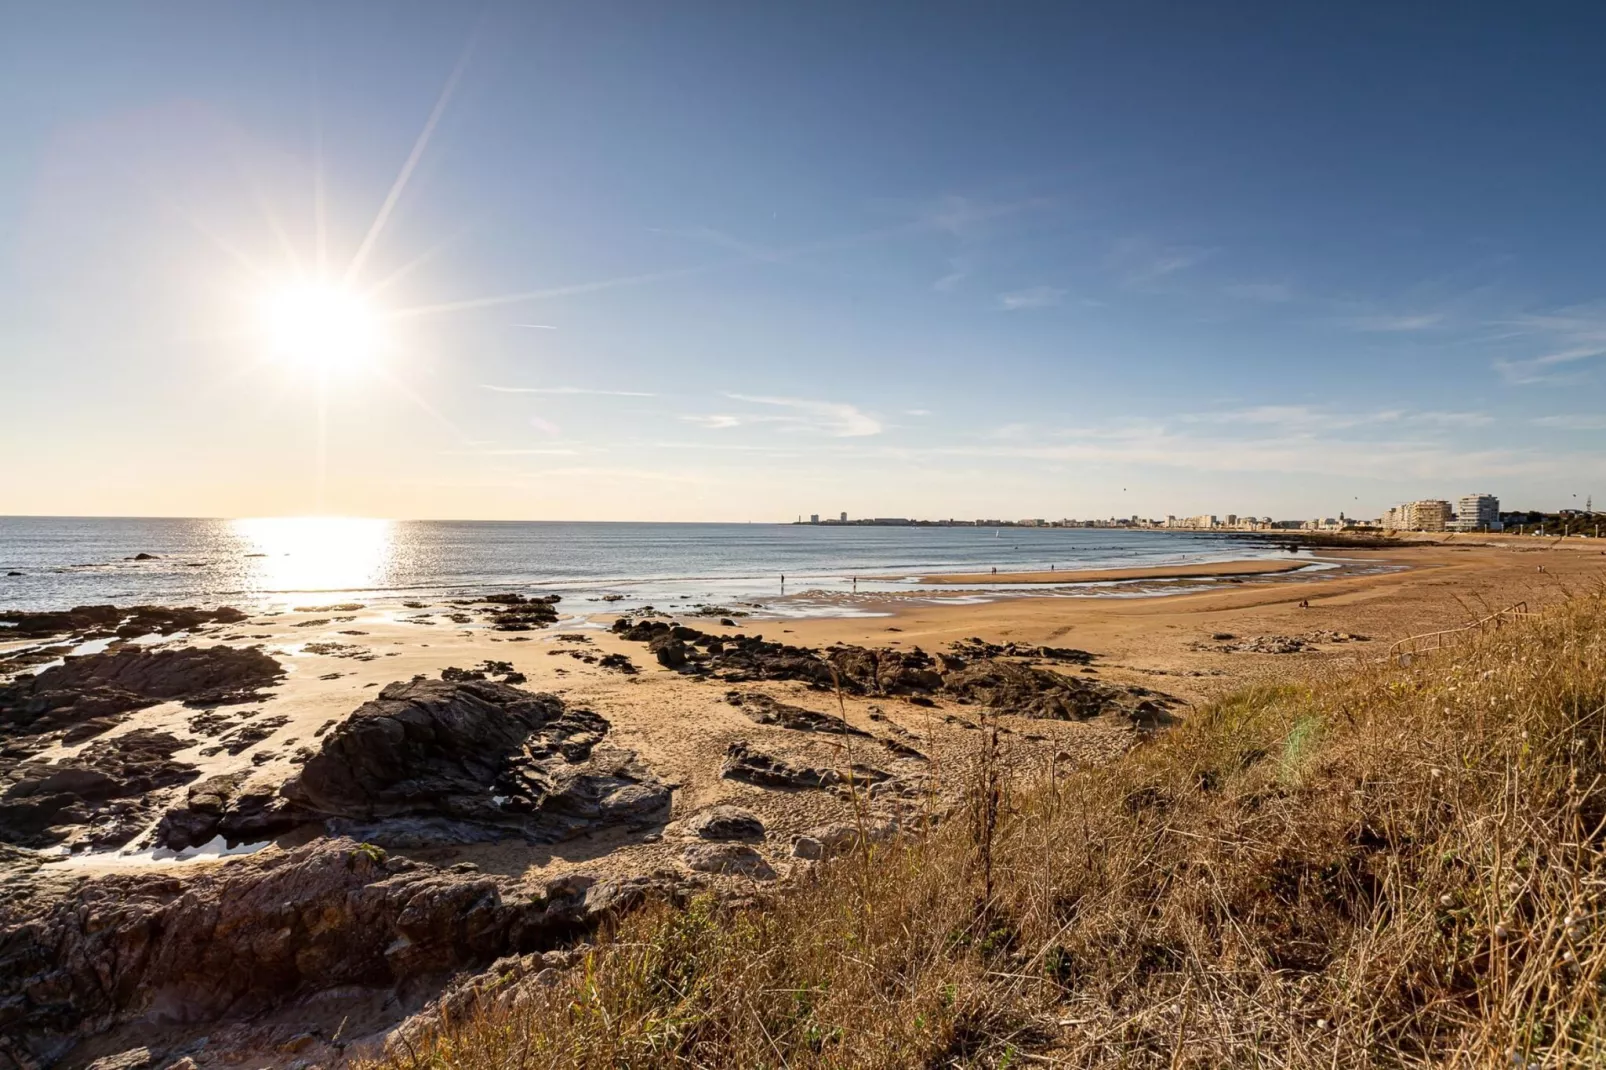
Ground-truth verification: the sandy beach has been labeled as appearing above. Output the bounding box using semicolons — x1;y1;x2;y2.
7;534;1603;886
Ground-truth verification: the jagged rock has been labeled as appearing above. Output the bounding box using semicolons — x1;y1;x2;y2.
278;679;670;846
682;842;776;879
684;805;765;842
0;645;284;742
0;729;197;848
724;691;870;736
717;741;889;792
0;837;698;1069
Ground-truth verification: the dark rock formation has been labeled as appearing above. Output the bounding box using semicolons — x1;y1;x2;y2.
607;617;1168;721
0;605;247;641
598;653;636;674
275;679;670;847
0;838;698;1070
0;646;284;744
465;594;561;631
0;730;197;848
724;691;869;736
944;638;1094;665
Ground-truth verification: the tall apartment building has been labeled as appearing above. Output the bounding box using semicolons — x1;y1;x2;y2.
1384;500;1453;532
1450;493;1501;532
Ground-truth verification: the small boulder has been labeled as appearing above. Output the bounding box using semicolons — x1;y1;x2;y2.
685;805;765;842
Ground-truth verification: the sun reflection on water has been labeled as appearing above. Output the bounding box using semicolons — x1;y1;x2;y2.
232;516;393;595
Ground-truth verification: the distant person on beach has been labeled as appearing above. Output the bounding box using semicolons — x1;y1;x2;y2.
991;566;997;574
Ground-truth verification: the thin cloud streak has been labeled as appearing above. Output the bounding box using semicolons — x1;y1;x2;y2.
997;286;1065;310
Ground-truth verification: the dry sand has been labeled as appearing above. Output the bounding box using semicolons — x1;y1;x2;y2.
14;536;1606;884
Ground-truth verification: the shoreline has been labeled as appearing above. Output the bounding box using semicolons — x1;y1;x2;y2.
884;558;1314;585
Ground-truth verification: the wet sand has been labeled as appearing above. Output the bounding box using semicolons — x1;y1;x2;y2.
891;559;1311;585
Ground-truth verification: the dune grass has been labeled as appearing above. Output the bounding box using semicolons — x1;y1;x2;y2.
375;592;1606;1068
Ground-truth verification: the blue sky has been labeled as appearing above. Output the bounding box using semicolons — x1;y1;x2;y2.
3;2;1604;521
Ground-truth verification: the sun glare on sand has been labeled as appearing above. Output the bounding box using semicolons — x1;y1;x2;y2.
258;282;383;374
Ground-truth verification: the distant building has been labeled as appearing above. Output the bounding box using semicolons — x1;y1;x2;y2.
840;511;848;523
809;514;819;524
1450;493;1502;532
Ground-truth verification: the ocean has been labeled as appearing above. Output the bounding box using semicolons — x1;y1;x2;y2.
0;516;1308;617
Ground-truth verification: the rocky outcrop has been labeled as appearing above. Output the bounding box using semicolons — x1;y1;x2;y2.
274;679;670;848
724;691;869;736
0;838;698;1070
0;646;283;743
0;605;247;641
944;638;1094;665
610;618;1169;721
0;730;198;849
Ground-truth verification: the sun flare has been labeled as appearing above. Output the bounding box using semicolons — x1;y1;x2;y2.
258;283;382;373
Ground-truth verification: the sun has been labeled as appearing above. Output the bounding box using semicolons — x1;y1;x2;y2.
258;282;382;373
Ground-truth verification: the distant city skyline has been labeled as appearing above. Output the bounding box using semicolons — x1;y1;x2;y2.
4;4;1606;521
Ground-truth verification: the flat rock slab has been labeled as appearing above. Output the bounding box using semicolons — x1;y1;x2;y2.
684;804;765;842
682;842;776;880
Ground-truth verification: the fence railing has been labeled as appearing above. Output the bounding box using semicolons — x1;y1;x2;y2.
1387;601;1533;661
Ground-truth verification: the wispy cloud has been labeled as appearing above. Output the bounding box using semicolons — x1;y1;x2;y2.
1533;414;1606;431
1344;312;1446;332
997;286;1066;311
511;323;558;329
684;395;883;437
481;384;655;397
1109;237;1215;287
932;256;972;292
1493;301;1606;384
904;408;932;417
1182;404;1492;433
1223;282;1295;303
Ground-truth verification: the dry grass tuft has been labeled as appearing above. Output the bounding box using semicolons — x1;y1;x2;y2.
373;592;1606;1068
